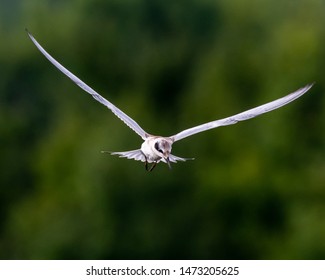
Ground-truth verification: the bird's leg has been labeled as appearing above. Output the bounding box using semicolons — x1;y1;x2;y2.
141;152;151;171
141;151;156;172
142;154;149;171
149;162;157;172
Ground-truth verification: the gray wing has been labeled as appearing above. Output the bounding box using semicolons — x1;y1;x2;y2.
108;149;146;162
171;84;313;142
27;30;149;140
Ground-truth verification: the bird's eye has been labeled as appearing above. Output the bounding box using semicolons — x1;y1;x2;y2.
154;142;164;154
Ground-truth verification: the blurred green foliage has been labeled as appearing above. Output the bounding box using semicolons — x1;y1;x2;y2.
0;0;325;259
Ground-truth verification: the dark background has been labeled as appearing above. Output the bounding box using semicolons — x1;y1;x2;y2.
0;0;324;259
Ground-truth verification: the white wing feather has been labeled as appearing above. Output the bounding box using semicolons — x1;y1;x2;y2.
171;84;313;142
109;150;193;164
109;149;146;162
27;30;149;140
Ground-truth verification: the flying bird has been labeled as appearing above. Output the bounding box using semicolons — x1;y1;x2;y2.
27;30;313;171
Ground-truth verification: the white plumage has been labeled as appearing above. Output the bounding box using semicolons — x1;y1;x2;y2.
27;30;313;171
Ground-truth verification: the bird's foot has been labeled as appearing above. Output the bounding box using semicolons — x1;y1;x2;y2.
149;162;157;172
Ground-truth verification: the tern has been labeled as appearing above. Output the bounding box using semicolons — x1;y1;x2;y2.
27;30;313;171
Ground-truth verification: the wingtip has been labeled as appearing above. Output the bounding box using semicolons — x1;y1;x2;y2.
25;28;34;40
296;82;315;96
305;82;315;91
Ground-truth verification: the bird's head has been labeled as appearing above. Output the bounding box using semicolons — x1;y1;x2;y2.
154;138;172;168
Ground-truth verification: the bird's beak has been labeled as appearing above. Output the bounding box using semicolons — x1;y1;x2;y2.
163;152;171;169
166;156;172;169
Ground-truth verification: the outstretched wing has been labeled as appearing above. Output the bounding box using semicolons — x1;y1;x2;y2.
171;84;313;142
108;149;146;162
27;30;149;140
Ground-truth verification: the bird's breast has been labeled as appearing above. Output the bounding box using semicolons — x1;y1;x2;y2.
141;139;161;163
